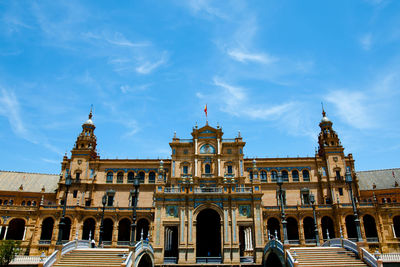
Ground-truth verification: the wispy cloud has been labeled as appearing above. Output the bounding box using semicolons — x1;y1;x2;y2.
135;53;168;74
185;0;229;20
360;33;373;50
120;84;152;94
0;88;33;142
227;49;277;64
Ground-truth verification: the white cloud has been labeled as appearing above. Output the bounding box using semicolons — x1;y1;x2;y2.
135;53;167;74
186;0;229;20
227;49;277;64
120;84;152;93
360;33;373;50
0;88;33;142
325;90;375;129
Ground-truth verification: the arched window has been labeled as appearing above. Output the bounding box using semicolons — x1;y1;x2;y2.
260;171;267;182
127;172;134;183
0;200;2;205
292;170;299;182
26;201;31;206
227;165;233;174
205;164;211;174
271;171;278;182
21;201;25;206
40;217;54;241
106;172;113;183
117;172;124;183
282;170;289;182
32;201;36;206
139;172;145;183
148;172;155;183
302;170;310;181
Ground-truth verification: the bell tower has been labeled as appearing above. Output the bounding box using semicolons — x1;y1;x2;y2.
318;109;343;156
71;109;97;159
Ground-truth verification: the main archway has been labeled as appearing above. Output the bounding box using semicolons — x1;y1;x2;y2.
196;209;221;257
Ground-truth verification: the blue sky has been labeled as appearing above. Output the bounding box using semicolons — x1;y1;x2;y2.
0;0;399;174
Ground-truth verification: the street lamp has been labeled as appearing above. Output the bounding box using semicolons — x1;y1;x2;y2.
130;175;140;246
277;172;288;244
310;193;320;246
345;169;362;242
98;193;107;247
57;172;72;245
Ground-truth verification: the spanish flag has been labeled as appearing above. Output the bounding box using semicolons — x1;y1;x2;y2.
204;104;207;117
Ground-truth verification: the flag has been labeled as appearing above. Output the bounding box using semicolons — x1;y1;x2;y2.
204;104;207;117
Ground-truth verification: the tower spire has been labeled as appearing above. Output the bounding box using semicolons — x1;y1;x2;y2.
89;104;93;120
321;102;326;117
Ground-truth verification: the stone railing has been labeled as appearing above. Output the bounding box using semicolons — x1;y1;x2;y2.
236;187;252;193
286;250;296;267
121;251;133;267
381;253;400;262
194;187;222;193
42;250;58;267
11;255;42;265
164;187;181;193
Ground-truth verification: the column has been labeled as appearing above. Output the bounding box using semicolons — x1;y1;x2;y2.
194;159;198;177
3;226;8;240
194;139;198;154
217;138;221;154
299;219;305;245
22;226;27;240
218;159;221;177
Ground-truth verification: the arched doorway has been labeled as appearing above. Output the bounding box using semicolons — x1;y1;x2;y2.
303;217;315;243
137;218;150;241
62;217;71;241
6;219;25;240
82;218;96;240
345;215;357;241
138;253;153;267
103;218;114;244
287;217;299;243
118;218;131;244
321;216;335;240
393;216;400;237
264;252;283;267
267;217;280;240
40;217;54;241
363;215;378;242
164;226;178;258
196;209;221;257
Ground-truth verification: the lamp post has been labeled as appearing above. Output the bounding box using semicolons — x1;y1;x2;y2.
130;175;140;246
345;169;362;242
57;172;72;245
277;172;288;244
98;193;107;247
310;193;320;246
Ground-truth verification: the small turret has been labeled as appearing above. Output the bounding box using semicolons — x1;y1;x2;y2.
71;108;97;159
318;108;343;156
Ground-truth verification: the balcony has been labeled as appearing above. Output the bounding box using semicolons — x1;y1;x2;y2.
201;173;213;178
194;187;222;194
164;187;181;193
236;187;252;193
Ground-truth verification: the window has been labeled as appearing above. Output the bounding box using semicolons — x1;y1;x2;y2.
338;187;343;196
239;148;243;154
302;170;310;181
85;200;91;207
107;195;114;207
227;149;232;154
271;171;278;182
117;172;124;183
227;165;233;174
249;171;253;181
276;189;286;205
205;164;211;174
73;190;78;198
106;172;113;183
172;149;176;155
21;201;25;206
282;170;289;182
336;171;341;180
76;172;80;181
26;200;30;206
200;144;215;154
0;200;2;205
139;172;145;183
183;166;188;174
128;172;134;183
292;170;299;182
149;172;155;183
183;149;188;155
301;189;310;205
260;171;267;181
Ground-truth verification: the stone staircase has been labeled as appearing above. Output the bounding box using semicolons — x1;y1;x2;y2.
53;248;129;267
289;247;369;267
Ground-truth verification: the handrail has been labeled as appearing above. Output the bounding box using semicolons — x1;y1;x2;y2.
122;251;133;267
264;239;284;255
61;240;76;256
286;250;295;267
42;250;58;267
361;248;378;267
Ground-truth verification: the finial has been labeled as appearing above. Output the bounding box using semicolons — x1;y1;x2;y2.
217;122;219;128
89;104;93;120
238;130;241;138
321;102;326;117
173;131;176;138
195;122;198;128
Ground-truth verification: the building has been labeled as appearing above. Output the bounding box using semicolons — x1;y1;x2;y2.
0;109;399;266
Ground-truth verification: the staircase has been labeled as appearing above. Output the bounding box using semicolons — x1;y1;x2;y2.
53;248;129;267
289;247;369;267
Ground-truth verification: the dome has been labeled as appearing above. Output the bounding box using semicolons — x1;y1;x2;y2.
84;118;94;125
321;116;330;123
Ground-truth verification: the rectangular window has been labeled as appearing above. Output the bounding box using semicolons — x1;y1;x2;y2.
73;190;78;198
85;200;91;207
276;189;286;205
338;187;343;196
227;165;233;174
336;171;341;180
183;166;188;174
76;172;80;181
107;195;114;207
302;193;310;205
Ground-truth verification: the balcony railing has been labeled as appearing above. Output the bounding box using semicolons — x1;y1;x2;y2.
366;237;379;243
164;187;181;193
194;187;222;194
117;241;130;246
236;187;252;193
39;240;51;245
224;174;234;178
201;173;213;178
196;257;222;263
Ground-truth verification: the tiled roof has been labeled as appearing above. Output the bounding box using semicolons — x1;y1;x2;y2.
0;170;59;193
356;168;400;191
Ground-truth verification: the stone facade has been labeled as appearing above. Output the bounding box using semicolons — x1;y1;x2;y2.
0;110;399;265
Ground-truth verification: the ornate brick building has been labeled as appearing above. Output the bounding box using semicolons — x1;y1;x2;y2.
0;110;399;265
